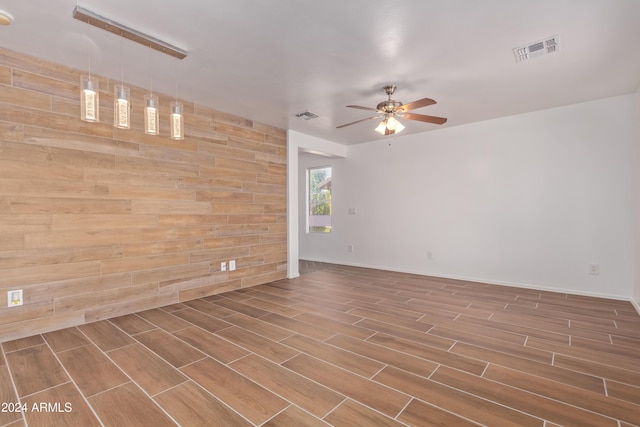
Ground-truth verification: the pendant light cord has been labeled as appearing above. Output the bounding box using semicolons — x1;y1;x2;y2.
174;57;178;102
148;45;153;94
87;21;91;77
120;37;124;85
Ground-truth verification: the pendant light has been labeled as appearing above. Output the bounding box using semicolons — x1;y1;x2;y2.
144;47;159;135
144;93;159;135
73;6;190;131
114;40;130;129
170;102;184;140
114;85;130;128
80;26;99;122
81;75;99;122
170;59;184;140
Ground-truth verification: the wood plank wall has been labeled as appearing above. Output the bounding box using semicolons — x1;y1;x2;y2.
0;48;287;342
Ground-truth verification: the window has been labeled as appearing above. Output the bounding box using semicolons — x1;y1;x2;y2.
308;166;332;233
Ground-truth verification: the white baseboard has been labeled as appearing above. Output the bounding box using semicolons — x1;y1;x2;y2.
299;257;637;306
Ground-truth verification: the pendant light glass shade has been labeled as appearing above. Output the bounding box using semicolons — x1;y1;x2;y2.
113;85;130;129
80;75;99;122
144;93;159;135
170;101;184;140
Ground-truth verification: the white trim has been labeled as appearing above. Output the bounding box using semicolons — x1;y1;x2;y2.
286;130;299;279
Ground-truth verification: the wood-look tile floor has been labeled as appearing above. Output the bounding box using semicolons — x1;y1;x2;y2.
2;262;640;426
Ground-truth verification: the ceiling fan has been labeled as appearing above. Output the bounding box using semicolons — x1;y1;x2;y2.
337;85;447;135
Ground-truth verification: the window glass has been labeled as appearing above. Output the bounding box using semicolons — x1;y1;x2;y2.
308;166;332;233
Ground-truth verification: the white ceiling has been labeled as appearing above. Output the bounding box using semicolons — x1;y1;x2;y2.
1;0;639;144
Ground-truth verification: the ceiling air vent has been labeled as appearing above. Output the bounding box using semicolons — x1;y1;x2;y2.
295;111;319;120
513;35;559;62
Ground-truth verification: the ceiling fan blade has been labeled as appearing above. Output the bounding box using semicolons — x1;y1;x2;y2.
398;97;436;112
346;105;379;112
400;112;448;125
336;115;382;129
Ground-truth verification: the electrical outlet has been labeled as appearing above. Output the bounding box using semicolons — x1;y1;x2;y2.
427;251;433;260
348;244;354;253
588;263;599;275
348;208;357;215
8;290;23;307
229;260;236;271
221;261;227;272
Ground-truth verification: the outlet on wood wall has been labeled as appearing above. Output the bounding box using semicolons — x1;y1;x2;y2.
0;48;287;342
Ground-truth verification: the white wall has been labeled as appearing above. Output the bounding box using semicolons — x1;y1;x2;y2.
287;130;347;278
298;153;347;261
298;95;636;299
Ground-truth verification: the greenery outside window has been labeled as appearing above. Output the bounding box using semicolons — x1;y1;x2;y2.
308;166;332;233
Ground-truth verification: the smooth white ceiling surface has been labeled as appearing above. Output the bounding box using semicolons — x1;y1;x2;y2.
1;1;639;144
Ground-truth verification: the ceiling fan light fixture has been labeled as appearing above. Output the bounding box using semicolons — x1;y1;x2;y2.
338;85;447;133
386;116;398;130
0;10;13;26
375;115;405;135
387;116;404;131
374;119;388;135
